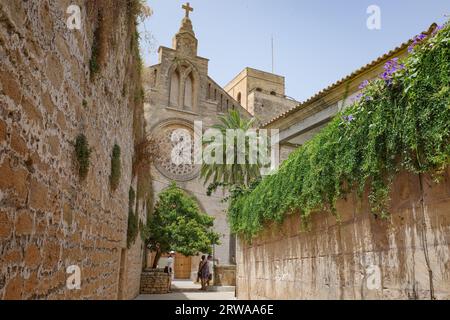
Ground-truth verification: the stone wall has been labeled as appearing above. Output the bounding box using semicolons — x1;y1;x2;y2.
248;91;298;126
236;170;450;300
214;265;236;287
0;1;147;300
140;269;170;294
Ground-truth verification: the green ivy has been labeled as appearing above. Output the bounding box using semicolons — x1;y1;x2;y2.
89;20;101;79
229;23;450;240
127;187;139;248
74;134;92;180
109;144;121;191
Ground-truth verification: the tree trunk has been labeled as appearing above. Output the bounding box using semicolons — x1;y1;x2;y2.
142;246;148;271
152;249;162;269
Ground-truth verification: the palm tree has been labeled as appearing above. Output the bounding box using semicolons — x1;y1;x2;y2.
200;109;263;192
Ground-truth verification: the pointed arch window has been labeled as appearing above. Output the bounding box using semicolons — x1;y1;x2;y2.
169;69;180;107
184;72;194;110
237;92;242;104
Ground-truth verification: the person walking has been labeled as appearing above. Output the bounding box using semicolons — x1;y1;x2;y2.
166;252;174;292
197;255;206;285
199;255;210;291
206;255;213;287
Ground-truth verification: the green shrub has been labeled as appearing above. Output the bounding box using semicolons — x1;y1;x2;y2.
109;144;121;191
127;187;139;248
230;23;450;240
74;134;92;180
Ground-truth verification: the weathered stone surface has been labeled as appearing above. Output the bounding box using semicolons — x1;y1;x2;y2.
236;172;450;300
0;1;146;300
140;269;170;294
214;265;236;286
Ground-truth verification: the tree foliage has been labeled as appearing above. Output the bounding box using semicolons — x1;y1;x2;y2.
147;183;221;259
201;109;262;192
229;23;450;240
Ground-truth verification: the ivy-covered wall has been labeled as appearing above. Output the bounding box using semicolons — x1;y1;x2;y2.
230;22;450;240
237;170;450;300
233;21;450;301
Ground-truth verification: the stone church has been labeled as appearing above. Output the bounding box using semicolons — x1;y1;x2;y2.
143;4;296;281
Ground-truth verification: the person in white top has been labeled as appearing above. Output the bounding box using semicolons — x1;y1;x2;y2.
166;253;174;291
206;255;213;287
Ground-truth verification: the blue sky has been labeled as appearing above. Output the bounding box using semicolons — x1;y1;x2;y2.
139;0;449;101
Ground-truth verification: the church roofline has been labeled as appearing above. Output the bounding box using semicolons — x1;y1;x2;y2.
262;23;438;128
157;46;209;62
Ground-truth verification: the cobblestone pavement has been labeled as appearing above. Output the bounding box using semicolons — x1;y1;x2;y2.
136;280;236;300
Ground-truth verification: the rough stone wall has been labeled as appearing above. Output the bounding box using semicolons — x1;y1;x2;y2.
0;1;145;300
237;170;450;300
140;269;170;294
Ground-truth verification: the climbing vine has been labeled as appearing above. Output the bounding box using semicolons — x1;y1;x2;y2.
127;187;139;248
109;144;121;191
229;23;450;240
74;134;92;180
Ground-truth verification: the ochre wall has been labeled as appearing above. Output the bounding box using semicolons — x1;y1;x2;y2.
237;170;450;300
0;1;146;300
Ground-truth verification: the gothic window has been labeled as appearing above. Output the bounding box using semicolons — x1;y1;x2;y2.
237;92;242;104
169;69;180;107
184;72;194;110
153;123;200;181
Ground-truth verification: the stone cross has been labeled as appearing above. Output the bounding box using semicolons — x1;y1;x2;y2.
182;2;193;18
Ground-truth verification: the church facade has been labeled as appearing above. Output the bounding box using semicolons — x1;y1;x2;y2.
143;4;295;281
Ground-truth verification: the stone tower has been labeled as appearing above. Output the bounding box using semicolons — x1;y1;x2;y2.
225;68;299;125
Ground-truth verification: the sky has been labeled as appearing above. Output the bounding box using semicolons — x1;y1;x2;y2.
139;0;449;102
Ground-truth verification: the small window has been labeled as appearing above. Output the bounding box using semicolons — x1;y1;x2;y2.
270;91;277;96
255;88;262;92
237;92;242;104
153;69;157;86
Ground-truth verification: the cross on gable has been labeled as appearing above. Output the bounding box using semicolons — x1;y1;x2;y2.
182;2;193;18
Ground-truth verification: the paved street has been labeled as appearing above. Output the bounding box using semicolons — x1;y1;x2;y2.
136;280;236;300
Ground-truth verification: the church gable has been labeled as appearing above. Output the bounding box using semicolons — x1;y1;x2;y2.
145;4;250;121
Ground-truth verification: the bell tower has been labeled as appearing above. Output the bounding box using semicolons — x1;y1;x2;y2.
172;3;198;57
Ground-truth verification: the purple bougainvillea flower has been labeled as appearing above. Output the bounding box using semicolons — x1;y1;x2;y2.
342;115;355;123
359;80;369;90
380;58;403;85
409;33;429;52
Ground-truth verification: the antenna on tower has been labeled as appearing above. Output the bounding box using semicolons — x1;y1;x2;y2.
271;35;274;74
